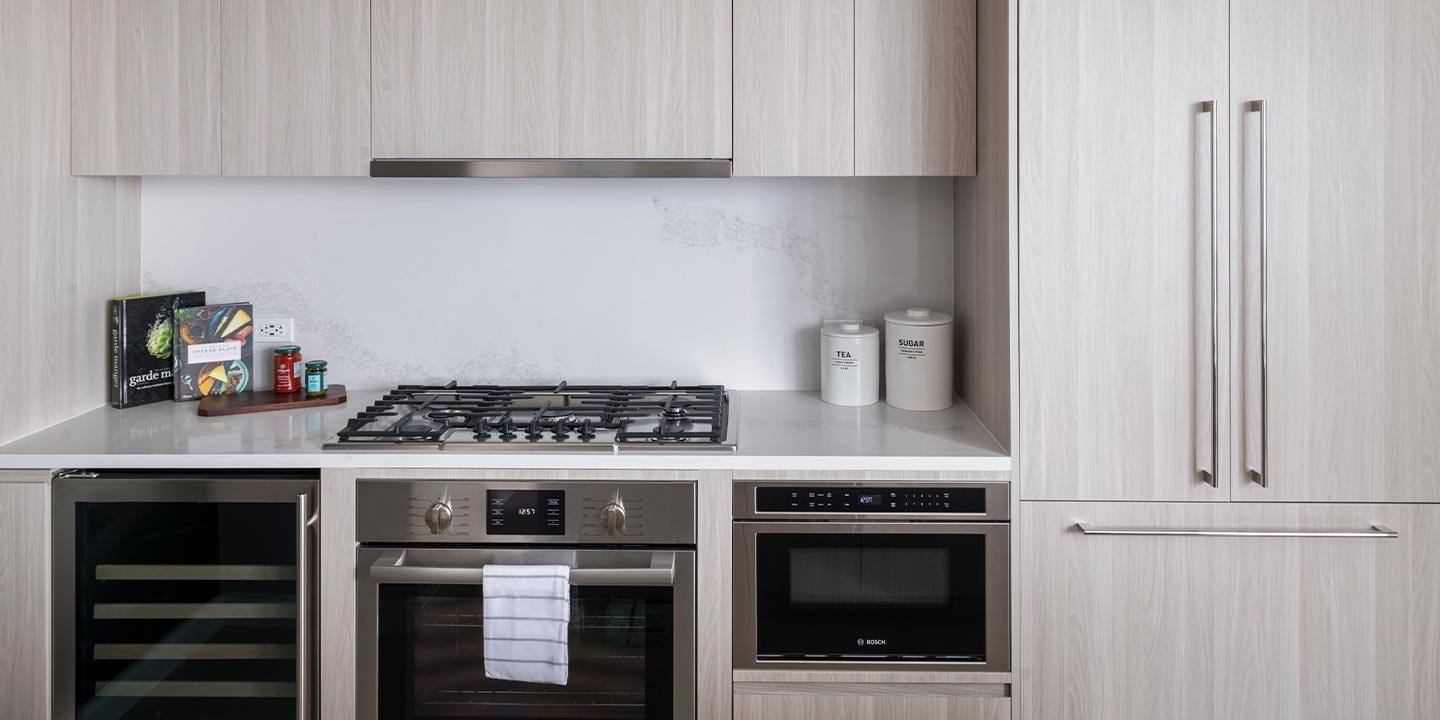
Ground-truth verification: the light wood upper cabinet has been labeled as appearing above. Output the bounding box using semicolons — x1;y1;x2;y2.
855;0;975;176
72;0;222;175
733;0;854;177
222;0;370;175
72;0;369;175
372;0;731;160
1022;502;1440;720
1019;0;1230;501
1230;0;1440;503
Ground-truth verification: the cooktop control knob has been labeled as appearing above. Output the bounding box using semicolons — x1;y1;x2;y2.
424;502;453;534
599;497;627;534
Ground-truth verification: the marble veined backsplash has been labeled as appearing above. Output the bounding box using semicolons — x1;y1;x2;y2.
141;177;954;390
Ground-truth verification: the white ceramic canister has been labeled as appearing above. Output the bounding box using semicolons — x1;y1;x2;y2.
820;321;880;406
884;307;954;411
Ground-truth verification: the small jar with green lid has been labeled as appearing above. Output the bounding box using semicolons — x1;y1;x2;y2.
304;360;328;397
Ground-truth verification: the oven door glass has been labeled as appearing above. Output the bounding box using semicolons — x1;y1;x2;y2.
377;584;674;720
753;530;988;661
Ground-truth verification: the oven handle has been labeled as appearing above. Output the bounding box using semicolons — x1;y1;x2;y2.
367;550;678;587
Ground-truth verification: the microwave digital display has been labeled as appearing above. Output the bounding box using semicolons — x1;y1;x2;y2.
486;490;564;535
755;487;986;514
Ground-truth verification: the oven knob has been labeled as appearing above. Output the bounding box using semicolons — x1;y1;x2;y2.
424;502;453;534
599;499;627;534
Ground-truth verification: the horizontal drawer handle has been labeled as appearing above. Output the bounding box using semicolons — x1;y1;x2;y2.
1075;521;1398;539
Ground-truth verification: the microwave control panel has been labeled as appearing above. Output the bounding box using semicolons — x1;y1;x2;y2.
755;486;987;514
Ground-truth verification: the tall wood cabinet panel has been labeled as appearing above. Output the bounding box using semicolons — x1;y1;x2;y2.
1022;502;1440;720
222;0;370;175
733;0;854;177
735;692;1010;720
1229;0;1440;502
372;0;731;160
855;0;976;176
0;481;50;720
72;0;222;175
1018;0;1230;501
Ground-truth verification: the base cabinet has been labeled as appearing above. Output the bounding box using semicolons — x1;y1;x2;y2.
0;480;49;720
1021;502;1440;720
735;692;1009;720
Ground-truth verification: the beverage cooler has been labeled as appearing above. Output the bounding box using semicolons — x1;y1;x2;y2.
52;472;319;720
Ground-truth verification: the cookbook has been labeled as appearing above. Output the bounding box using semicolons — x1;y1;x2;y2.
172;303;255;402
110;291;206;408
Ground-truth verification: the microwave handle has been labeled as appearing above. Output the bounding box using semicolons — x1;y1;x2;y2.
368;550;677;587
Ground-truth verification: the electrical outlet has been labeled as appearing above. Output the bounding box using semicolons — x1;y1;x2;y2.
255;317;295;343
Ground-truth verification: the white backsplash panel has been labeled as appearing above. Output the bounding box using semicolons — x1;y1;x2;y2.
142;177;954;390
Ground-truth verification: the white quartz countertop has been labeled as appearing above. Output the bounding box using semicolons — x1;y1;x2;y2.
0;390;1009;472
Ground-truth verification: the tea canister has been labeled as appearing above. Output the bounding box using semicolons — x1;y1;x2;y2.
820;321;880;407
884;307;954;411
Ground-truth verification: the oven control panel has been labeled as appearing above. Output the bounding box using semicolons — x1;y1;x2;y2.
357;479;698;545
755;486;989;514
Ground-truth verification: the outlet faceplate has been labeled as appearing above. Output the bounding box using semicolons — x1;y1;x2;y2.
255;317;295;343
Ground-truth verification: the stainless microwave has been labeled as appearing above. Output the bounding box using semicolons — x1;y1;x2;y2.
733;481;1010;672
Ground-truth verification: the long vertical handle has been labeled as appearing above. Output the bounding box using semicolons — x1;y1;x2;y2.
1246;100;1269;488
1198;101;1220;488
296;492;318;720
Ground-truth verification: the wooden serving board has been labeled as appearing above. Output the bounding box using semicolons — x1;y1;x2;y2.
198;385;348;417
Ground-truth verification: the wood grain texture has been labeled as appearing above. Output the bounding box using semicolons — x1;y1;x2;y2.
71;0;222;175
855;0;976;176
733;0;853;176
1230;0;1440;502
0;483;49;720
319;468;356;720
697;471;731;720
735;682;1007;698
372;0;731;159
1018;0;1230;501
954;0;1015;452
1;0;140;445
197;385;348;416
1021;501;1440;720
735;692;1009;720
222;0;370;175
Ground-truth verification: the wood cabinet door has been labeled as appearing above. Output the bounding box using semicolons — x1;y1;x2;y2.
735;691;1009;720
1018;0;1230;500
0;481;49;720
854;0;976;176
72;0;222;175
1022;502;1440;720
1230;0;1440;502
372;0;731;159
733;0;854;177
222;0;370;175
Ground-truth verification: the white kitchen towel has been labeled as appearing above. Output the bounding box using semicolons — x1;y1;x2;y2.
482;565;571;685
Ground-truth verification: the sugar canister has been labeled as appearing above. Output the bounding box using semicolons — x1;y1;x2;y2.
884;307;953;411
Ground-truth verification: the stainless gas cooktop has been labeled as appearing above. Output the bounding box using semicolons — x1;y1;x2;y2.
324;381;737;452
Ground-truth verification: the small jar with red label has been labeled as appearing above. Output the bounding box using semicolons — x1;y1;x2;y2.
273;346;302;394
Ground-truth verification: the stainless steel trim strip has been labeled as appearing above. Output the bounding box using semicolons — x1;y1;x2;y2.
370;159;733;179
368;549;677;587
96;564;296;581
296;492;318;720
93;644;296;660
95;681;297;698
93;603;297;619
1200;99;1220;488
1247;99;1270;488
1075;521;1398;538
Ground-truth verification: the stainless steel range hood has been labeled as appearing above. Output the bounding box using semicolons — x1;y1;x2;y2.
370;159;732;179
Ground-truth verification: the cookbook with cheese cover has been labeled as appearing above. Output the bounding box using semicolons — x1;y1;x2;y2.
172;303;254;402
110;291;207;408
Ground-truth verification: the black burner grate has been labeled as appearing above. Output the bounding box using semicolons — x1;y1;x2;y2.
331;381;729;447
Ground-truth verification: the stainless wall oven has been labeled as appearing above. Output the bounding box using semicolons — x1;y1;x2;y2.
357;479;696;720
733;480;1010;672
53;471;319;720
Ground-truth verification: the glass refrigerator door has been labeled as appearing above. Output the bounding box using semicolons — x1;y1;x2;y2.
71;500;302;720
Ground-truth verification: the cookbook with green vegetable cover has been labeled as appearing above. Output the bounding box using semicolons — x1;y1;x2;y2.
110;291;206;408
172;303;255;402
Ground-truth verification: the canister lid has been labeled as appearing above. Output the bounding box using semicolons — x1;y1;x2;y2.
884;307;953;327
821;320;879;338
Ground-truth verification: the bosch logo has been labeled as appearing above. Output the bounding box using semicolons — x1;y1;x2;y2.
857;638;887;646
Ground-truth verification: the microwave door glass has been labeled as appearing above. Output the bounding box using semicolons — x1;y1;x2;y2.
754;533;988;661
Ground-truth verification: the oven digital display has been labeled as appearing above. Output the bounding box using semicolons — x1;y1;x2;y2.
486;490;564;535
755;487;987;513
857;494;885;506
